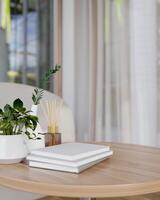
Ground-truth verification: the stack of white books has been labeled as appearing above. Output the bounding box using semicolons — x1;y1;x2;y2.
27;143;113;173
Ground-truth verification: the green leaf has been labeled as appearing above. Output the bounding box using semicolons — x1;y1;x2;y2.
42;65;61;83
4;104;11;112
13;98;23;110
32;88;44;105
0;109;3;115
18;107;26;113
27;115;38;130
32;94;36;103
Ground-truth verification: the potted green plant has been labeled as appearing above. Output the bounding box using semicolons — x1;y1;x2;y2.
0;98;38;164
25;65;61;151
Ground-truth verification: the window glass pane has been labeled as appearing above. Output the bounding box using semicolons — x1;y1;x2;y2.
0;0;53;91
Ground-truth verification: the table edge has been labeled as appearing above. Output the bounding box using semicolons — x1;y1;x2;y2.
0;176;160;197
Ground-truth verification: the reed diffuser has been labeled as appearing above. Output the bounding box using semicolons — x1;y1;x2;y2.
40;99;63;146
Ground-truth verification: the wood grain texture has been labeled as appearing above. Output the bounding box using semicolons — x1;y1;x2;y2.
37;193;160;200
37;192;160;200
0;143;160;198
37;197;78;200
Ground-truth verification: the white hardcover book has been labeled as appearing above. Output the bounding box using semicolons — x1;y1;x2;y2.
31;143;110;161
27;150;113;167
29;156;110;173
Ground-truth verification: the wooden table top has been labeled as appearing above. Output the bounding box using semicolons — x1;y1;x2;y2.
0;142;160;198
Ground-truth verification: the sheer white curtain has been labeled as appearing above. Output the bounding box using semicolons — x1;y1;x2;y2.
62;0;159;146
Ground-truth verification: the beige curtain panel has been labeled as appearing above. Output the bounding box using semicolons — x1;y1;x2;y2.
62;0;159;147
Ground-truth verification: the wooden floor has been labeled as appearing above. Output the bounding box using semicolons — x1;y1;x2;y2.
37;192;160;200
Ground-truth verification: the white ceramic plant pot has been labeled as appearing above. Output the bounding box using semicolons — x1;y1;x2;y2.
31;104;38;115
25;105;45;153
0;135;27;164
31;104;43;136
26;135;45;153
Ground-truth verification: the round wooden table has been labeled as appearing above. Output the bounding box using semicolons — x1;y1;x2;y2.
0;143;160;199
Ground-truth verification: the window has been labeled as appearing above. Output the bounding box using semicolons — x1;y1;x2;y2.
0;0;54;90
